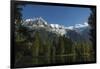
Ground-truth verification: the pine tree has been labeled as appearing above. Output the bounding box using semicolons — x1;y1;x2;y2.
88;8;96;51
31;32;41;64
88;8;96;61
46;40;51;64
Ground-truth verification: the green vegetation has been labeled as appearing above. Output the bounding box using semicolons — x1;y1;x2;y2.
13;5;96;67
14;26;95;67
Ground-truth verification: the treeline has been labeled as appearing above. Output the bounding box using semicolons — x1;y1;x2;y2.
13;4;96;67
14;24;95;67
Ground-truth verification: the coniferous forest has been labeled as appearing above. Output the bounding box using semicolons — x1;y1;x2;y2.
12;2;96;68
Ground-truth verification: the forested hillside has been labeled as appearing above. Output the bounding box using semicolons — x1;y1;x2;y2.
13;4;96;68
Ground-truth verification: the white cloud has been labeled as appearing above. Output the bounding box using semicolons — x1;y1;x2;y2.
75;22;88;28
66;22;89;30
84;22;89;26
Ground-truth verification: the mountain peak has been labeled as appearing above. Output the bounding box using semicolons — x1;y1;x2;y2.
23;17;48;26
22;17;90;36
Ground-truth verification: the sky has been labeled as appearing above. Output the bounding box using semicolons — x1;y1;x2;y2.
21;4;91;27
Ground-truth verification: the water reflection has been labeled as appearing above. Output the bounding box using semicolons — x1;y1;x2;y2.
30;54;94;65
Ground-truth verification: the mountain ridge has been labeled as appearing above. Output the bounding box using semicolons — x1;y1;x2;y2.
21;17;91;42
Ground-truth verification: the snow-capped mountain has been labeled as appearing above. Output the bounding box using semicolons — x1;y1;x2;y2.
22;17;48;27
22;17;66;36
22;17;90;41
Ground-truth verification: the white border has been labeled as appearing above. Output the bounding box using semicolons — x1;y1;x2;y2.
0;0;100;69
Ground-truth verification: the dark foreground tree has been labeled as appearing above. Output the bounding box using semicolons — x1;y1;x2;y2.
87;7;96;62
88;8;96;52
